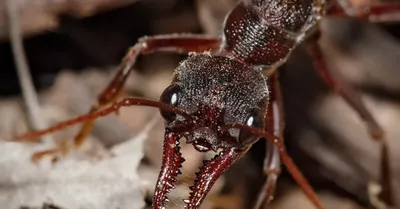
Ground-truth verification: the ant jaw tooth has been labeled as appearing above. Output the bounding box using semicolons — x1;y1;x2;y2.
166;181;175;189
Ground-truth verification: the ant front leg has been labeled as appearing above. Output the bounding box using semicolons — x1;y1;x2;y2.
253;72;285;209
329;0;400;22
307;34;394;206
27;34;222;163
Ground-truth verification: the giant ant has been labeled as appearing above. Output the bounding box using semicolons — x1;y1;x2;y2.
10;0;400;208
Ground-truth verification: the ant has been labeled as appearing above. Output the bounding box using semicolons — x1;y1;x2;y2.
10;0;400;208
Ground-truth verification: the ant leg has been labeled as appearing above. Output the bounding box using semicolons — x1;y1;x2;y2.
329;0;400;22
307;39;394;206
254;72;284;209
29;34;221;162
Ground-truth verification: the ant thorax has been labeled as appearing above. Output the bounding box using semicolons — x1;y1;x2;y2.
221;0;319;66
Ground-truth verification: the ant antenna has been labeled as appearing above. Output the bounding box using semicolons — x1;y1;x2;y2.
222;123;324;209
11;98;191;143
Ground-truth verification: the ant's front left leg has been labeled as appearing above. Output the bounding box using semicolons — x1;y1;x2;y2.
307;35;394;206
26;34;222;163
329;0;400;22
253;72;285;209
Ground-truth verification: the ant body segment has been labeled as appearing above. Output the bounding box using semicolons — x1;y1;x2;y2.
11;0;400;208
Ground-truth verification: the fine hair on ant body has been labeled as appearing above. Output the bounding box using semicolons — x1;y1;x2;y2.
11;0;400;208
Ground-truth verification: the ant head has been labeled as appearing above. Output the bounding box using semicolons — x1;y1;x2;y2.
159;53;269;152
153;53;270;207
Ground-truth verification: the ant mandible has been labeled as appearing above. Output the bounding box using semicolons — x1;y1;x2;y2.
11;0;400;208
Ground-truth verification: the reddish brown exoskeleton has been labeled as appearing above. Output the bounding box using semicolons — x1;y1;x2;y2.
11;0;400;208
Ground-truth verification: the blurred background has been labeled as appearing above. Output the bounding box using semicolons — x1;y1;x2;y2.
0;0;399;209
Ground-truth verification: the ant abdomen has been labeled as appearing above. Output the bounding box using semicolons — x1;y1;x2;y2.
221;0;316;67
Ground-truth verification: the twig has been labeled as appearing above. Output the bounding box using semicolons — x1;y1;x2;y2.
6;0;53;143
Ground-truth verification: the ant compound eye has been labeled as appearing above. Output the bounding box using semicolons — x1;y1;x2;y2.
159;84;181;122
238;109;263;145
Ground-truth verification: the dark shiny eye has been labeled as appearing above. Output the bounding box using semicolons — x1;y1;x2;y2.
238;109;263;145
159;84;181;122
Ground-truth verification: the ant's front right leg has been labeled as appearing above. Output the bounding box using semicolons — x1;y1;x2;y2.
307;34;394;206
253;71;284;209
28;34;222;163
